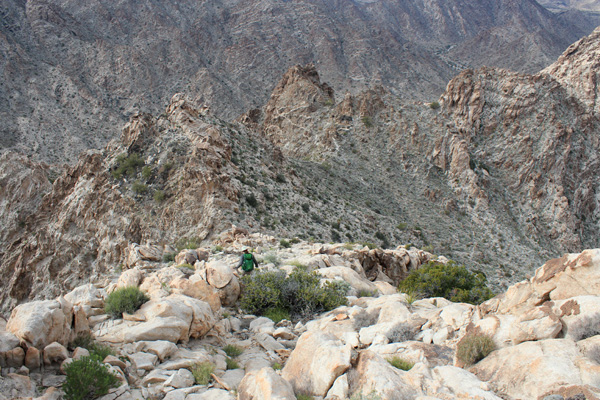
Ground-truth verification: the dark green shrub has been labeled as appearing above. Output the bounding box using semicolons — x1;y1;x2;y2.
225;357;239;370
154;189;166;203
163;252;176;262
132;181;148;194
141;166;152;181
280;239;291;248
62;356;120;400
398;261;494;305
272;362;283;370
387;356;414;371
246;194;258;208
223;344;243;358
104;286;149;318
361;116;373;127
111;153;144;179
175;237;200;251
429;101;441;110
456;334;496;366
264;307;291;323
240;269;348;319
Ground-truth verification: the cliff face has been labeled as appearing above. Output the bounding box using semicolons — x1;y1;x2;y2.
0;0;595;163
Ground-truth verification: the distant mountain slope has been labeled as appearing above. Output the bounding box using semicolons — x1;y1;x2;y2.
0;0;595;163
537;0;600;12
1;27;599;312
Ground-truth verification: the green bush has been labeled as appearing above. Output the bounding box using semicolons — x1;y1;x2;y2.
225;357;239;370
223;344;243;358
111;153;144;179
153;189;165;203
104;286;149;318
262;252;281;266
429;101;441;110
163;252;176;262
264;307;291;323
357;289;377;298
387;356;414;371
240;269;348;319
141;166;152;181
398;261;494;305
62;356;120;400
456;334;496;366
361;116;373;127
132;181;148;194
279;239;291;248
177;263;195;272
69;333;114;360
297;394;314;400
190;361;215;385
175;237;200;251
246;194;258;208
272;362;283;370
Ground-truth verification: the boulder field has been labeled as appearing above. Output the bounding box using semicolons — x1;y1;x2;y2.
1;234;599;400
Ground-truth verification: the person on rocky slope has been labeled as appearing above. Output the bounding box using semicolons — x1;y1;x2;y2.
236;247;259;275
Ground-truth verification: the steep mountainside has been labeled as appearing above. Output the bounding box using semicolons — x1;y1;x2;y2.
0;0;596;163
537;0;600;12
1;27;599;312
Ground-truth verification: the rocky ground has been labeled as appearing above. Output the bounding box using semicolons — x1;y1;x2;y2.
1;233;600;400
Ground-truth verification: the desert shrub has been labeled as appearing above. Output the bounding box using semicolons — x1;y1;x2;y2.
132;181;148;194
352;309;379;330
272;362;283;370
279;239;291;248
69;334;114;360
141;166;152;181
362;116;373;127
62;355;120;400
264;307;291;323
398;261;494;305
456;334;496;366
262;252;281;266
357;289;378;298
111;153;144;179
386;322;415;343
397;223;408;230
104;286;149;318
225;357;239;370
175;237;199;251
246;194;258;208
297;394;314;400
240;269;348;319
153;189;165;203
387;356;414;371
570;313;600;340
190;361;215;385
223;344;243;358
162;252;176;262
177;263;195;272
351;392;383;400
429;101;440;110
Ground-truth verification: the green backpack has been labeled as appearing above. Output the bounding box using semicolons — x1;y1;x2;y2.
242;253;254;271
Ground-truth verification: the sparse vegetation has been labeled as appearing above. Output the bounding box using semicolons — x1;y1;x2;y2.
272;362;283;370
261;252;281;266
141;165;152;181
153;189;165;203
297;394;314;400
132;181;148;194
177;263;195;271
264;307;291;323
456;333;496;366
387;356;414;371
362;116;373;127
429;101;441;110
225;357;239;370
398;261;494;305
223;344;244;358
62;355;120;400
357;289;378;298
279;239;291;248
163;252;176;262
246;194;258;208
176;237;200;251
111;153;144;179
240;269;348;319
190;361;215;385
104;286;149;318
386;322;415;343
69;334;115;360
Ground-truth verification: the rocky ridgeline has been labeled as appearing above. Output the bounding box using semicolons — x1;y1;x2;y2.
1;234;600;400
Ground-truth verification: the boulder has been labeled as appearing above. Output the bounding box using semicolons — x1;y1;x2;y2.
282;330;352;396
430;366;503;400
117;267;145;289
0;373;36;399
316;266;378;294
43;342;69;365
25;346;41;370
136;340;178;361
206;261;234;289
238;367;296;400
472;338;600;399
164;368;195;388
129;352;158;370
346;350;417;399
188;389;236;400
170;275;221;311
6;299;72;348
5;346;25;368
72;347;90;360
64;284;104;309
219;275;241;307
175;250;199;266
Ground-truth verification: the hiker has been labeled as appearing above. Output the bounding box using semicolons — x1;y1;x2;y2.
237;247;259;275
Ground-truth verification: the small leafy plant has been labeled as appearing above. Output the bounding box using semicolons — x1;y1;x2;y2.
223;344;244;358
104;286;149;318
225;357;239;370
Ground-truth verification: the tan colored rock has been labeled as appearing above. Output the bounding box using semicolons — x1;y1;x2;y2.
219;275;240;307
472;338;600;399
25;346;41;370
117;267;145;288
104;355;127;369
64;284;104;309
6;346;25;368
347;350;417;399
43;342;69;365
72;305;91;339
129;351;158;370
136;340;178;361
7;299;72;348
206;261;234;289
429;366;503;400
164;368;195;388
317;266;378;294
282;330;352;396
72;347;90;360
0;373;36;398
238;366;296;400
175;250;200;266
170;275;221;311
